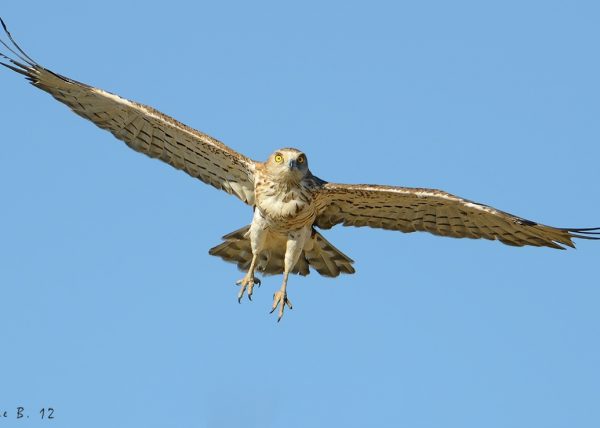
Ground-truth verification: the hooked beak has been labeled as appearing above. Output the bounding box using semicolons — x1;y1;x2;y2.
288;159;299;170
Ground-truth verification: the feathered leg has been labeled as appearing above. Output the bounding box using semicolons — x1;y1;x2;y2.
236;210;267;302
271;226;311;321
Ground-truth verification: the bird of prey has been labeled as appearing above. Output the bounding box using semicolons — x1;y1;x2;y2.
1;19;598;321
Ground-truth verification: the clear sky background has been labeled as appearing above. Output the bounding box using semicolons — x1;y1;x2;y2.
1;1;599;427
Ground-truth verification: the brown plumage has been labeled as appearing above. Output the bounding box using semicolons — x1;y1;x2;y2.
1;19;598;320
208;226;355;277
0;20;256;205
314;184;598;250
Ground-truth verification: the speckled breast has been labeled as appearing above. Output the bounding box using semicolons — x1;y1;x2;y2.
255;179;317;232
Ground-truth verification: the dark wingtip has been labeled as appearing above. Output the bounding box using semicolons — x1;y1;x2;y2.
0;17;37;66
563;227;600;233
562;227;600;242
0;60;29;76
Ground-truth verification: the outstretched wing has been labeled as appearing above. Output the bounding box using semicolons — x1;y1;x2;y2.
0;19;256;204
315;183;600;249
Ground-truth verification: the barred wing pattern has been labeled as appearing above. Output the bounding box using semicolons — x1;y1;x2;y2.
315;183;600;249
0;20;256;204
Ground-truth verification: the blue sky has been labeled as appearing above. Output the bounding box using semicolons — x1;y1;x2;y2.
1;1;599;427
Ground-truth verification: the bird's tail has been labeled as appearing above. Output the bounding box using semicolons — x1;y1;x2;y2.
208;226;355;277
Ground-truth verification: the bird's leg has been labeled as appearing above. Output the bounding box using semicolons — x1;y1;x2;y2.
271;271;293;321
270;227;309;321
236;254;261;302
236;212;267;302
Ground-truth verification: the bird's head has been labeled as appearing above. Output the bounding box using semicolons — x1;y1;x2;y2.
265;148;309;182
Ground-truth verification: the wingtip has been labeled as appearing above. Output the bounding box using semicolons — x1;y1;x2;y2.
0;18;37;67
564;227;600;242
562;226;600;234
0;60;29;76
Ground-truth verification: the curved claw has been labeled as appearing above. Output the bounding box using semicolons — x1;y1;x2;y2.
236;276;260;303
270;290;293;321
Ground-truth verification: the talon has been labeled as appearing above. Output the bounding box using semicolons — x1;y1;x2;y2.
236;275;259;303
271;290;292;321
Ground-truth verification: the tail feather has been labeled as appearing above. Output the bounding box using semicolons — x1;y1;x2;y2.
208;226;355;277
208;226;254;272
304;232;355;277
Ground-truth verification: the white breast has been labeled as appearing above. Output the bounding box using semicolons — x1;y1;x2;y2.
255;180;316;230
259;189;307;218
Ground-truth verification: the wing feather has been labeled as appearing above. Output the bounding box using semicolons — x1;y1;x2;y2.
315;183;600;249
0;19;256;204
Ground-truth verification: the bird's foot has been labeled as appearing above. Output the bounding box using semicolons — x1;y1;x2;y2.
236;275;261;302
270;290;293;322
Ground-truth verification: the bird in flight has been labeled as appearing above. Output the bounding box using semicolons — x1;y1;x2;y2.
1;19;598;321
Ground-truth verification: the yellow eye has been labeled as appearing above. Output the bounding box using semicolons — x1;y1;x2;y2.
297;156;305;164
274;154;283;163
